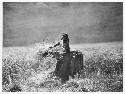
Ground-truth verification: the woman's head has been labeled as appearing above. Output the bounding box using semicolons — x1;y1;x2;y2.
62;33;68;39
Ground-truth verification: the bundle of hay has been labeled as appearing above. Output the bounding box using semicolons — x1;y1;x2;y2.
37;45;83;83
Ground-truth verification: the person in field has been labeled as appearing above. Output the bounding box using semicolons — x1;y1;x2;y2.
52;33;71;83
43;33;83;83
49;33;70;53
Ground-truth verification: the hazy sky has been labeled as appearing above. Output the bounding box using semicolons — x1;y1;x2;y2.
3;2;123;47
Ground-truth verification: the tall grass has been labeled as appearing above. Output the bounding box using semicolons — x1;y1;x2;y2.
2;42;123;92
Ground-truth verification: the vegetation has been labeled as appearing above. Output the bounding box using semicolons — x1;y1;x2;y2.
2;42;123;92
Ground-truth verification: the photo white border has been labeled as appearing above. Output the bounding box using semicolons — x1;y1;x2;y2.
0;0;124;94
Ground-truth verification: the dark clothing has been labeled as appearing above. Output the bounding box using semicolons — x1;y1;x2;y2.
59;53;71;83
63;38;70;53
61;34;70;53
53;34;71;83
53;42;60;47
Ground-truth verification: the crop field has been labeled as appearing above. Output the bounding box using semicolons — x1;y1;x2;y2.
2;42;123;92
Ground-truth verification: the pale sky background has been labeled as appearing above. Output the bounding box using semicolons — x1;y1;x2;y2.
3;2;123;47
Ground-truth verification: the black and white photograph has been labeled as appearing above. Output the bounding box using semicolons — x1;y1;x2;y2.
2;2;123;92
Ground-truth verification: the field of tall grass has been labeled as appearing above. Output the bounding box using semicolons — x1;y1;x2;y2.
2;42;123;92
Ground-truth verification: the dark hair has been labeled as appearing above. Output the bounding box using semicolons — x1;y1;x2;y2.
62;33;68;39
